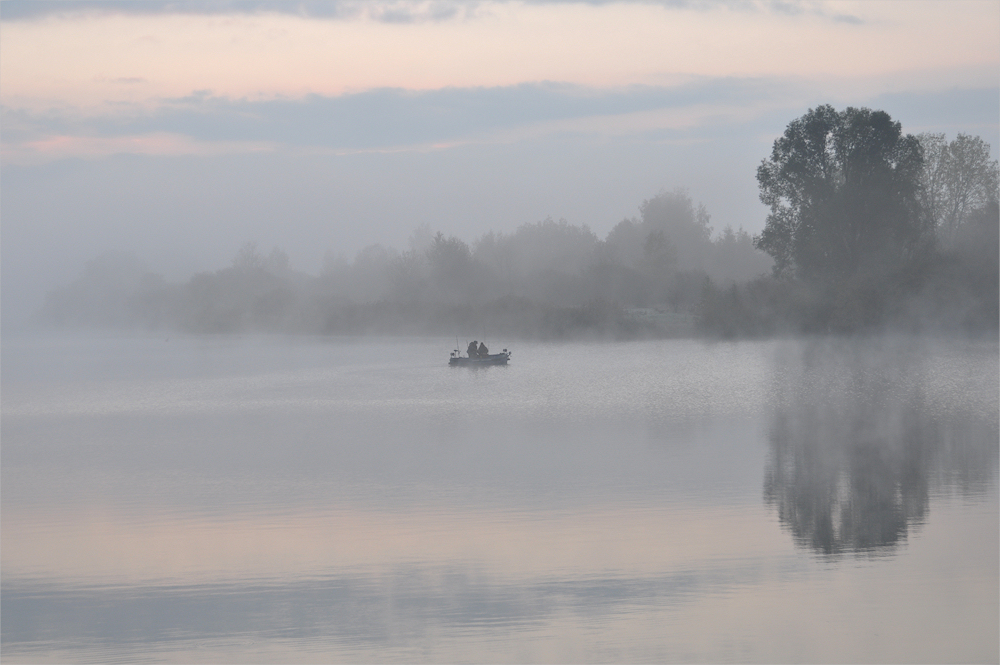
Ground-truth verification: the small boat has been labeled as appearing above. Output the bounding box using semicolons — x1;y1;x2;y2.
449;348;511;366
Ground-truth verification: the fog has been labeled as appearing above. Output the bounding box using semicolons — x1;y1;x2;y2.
2;0;997;334
5;99;997;335
764;336;998;556
3;133;769;332
3;332;996;662
23;123;999;340
3;6;999;660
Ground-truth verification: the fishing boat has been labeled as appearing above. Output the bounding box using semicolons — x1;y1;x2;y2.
449;348;511;366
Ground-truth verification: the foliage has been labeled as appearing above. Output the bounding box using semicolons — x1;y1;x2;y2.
707;225;772;284
639;188;713;258
426;232;473;279
918;132;1000;242
183;266;295;333
604;189;714;273
474;230;515;287
38;116;995;339
232;241;268;270
902;200;1000;332
755;105;931;283
36;252;173;329
424;232;485;302
505;216;599;277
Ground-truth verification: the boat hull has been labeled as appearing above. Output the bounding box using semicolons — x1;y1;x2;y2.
449;352;510;366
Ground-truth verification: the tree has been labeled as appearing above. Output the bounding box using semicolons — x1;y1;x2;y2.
426;231;473;279
266;246;290;275
755;105;930;283
638;188;713;271
232;241;267;271
641;228;677;277
918;132;999;242
37;251;168;329
710;225;772;283
506;217;598;277
426;232;480;301
474;230;515;287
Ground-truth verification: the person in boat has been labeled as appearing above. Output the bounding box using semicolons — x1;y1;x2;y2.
478;341;489;357
468;341;478;358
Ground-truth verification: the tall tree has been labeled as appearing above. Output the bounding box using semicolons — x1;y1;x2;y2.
638;188;713;272
426;232;481;301
755;105;930;283
918;132;1000;242
232;241;267;271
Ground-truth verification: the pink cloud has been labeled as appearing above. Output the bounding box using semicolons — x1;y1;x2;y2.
2;132;277;164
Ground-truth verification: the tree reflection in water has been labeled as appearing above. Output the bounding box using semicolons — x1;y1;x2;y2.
763;341;997;556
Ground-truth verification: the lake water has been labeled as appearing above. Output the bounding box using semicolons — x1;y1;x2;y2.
2;334;997;663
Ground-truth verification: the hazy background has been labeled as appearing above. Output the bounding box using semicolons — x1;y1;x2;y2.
2;0;998;331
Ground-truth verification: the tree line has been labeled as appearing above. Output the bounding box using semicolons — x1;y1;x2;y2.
703;106;997;336
37;106;998;339
37;188;770;338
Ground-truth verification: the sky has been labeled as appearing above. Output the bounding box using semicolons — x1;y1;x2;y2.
1;0;998;327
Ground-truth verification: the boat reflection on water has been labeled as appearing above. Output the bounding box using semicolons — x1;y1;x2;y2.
763;341;999;557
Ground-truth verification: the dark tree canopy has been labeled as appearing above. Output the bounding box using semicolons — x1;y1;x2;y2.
755;105;930;283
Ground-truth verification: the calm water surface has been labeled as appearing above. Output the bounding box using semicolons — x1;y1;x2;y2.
2;334;997;663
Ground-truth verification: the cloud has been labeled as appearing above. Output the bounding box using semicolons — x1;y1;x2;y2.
93;75;148;85
1;78;797;162
0;0;473;23
0;132;277;164
0;0;867;20
0;0;864;22
6;77;997;165
830;12;862;25
1;0;995;165
2;1;994;114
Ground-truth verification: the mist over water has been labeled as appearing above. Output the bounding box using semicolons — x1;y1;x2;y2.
2;333;996;663
3;5;997;660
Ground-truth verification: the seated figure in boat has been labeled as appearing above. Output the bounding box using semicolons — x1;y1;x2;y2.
478;341;489;357
468;340;479;358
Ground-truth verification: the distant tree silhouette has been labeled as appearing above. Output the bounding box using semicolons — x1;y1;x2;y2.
638;188;713;272
37;251;170;329
506;217;599;278
919;200;1000;331
426;232;473;278
918;132;1000;242
351;244;398;302
232;241;267;270
709;225;772;283
426;232;482;302
755;105;931;283
389;249;427;301
267;246;290;275
474;230;516;294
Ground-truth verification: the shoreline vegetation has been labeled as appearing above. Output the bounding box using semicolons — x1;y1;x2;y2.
36;107;998;341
